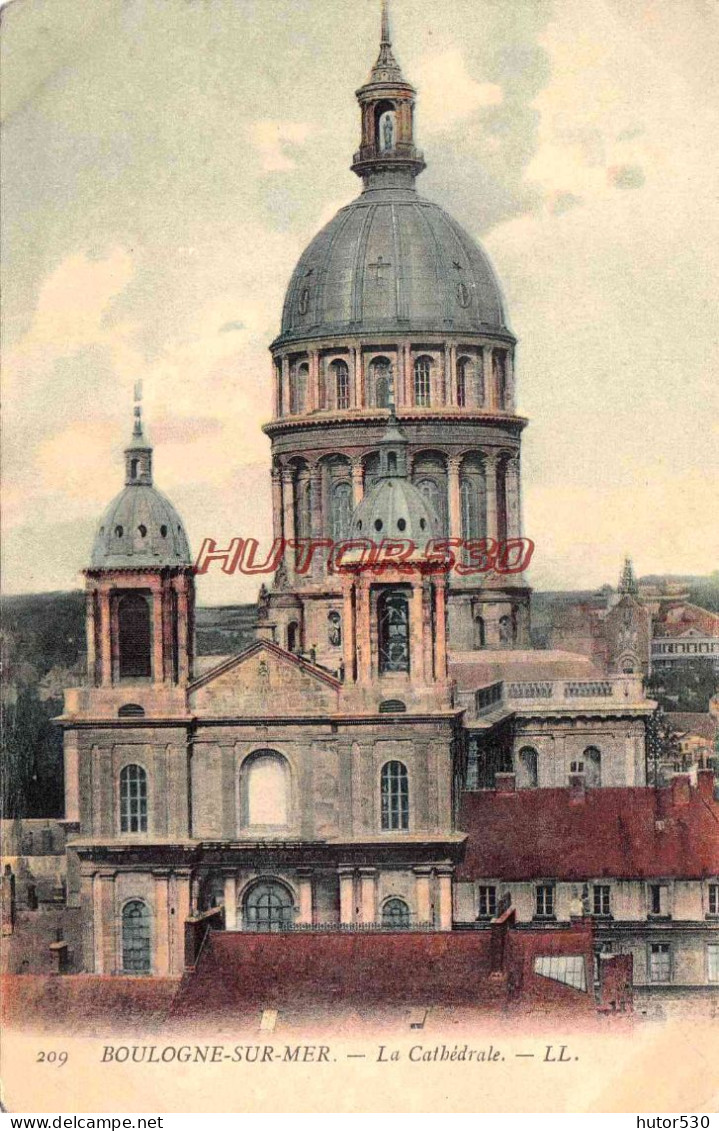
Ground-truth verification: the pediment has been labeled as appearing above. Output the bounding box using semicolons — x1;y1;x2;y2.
189;640;340;717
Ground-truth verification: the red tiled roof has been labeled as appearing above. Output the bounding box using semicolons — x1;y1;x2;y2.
457;778;719;881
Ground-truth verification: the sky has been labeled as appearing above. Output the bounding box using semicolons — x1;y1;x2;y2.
2;0;718;606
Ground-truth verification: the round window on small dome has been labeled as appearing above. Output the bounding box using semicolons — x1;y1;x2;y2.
374;518;383;532
115;525;124;538
356;520;363;531
138;524;147;538
177;525;182;534
160;525;167;538
99;526;104;536
397;518;406;532
419;518;426;530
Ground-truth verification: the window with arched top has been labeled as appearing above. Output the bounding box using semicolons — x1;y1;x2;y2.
117;593;152;680
331;359;350;410
518;746;539;789
331;481;352;541
377;589;410;674
370;357;392;408
474;615;486;649
583;746;602;788
287;621;300;653
456;357;471;407
414;356;432;407
416;477;445;535
382;897;411;928
493;350;507;407
498;614;513;645
120;764;148;833
460;477;484;541
122;900;151;973
291;362;308;414
242;750;290;827
243;880;294;932
381;761;410;831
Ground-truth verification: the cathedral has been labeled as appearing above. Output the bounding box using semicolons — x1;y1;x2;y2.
52;4;717;1001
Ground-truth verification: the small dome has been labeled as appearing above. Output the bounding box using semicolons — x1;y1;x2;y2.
277;186;509;346
352;476;440;547
91;485;191;569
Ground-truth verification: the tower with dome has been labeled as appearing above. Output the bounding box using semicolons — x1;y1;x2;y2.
262;1;529;669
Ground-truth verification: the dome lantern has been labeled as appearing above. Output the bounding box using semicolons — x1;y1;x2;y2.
351;0;426;189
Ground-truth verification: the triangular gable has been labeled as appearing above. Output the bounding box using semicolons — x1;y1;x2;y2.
189;639;341;717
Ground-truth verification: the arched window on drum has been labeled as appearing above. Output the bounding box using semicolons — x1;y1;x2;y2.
414;356;432;407
331;359;350;410
370;357;393;408
331;480;352;541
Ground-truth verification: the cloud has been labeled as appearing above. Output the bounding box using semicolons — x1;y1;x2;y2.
248;120;313;173
414;48;502;133
608;164;646;190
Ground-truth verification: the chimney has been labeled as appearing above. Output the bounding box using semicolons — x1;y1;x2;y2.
697;768;716;802
495;772;516;794
670;774;691;806
569;773;586;804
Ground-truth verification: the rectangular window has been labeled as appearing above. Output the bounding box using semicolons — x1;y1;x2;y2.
592;885;611;916
536;885;555;918
708;944;719;983
648;883;668;916
649;943;671;983
709;884;719;916
477;885;497;918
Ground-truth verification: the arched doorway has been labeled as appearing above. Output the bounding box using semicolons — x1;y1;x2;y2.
382;897;411;929
243;880;294;932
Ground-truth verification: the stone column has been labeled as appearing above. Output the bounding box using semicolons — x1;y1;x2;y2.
484;347;495;410
505;351;515;412
152;586;164;684
342;577;355;682
359;868;377;925
434;578;448;680
296;871;313;926
309;349;320;411
356;581;372;684
351;347;359;409
154;872;171;974
173;870;192;973
403;343;411;405
175;577;190;685
437;867;454;932
281;467;296;582
414;868;433;927
411;581;425;681
505;455;521;540
86;591;97;685
357;349;365;407
351;459;364;507
99;589;112;686
485;454;499;543
339;868;354;925
63;732;80;824
224;875;237;930
271;466;283;544
443;344;451;406
281;356;290;416
448;456;462;541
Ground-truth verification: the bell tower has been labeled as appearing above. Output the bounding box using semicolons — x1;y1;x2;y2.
82;392;195;714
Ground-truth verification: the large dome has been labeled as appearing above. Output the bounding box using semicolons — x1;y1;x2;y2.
278;185;509;346
90;484;191;570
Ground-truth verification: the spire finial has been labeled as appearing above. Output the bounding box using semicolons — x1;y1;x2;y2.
125;380;153;485
381;0;391;46
133;379;144;439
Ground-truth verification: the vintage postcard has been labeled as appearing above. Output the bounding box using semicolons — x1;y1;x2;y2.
1;0;718;1116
